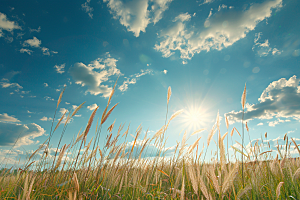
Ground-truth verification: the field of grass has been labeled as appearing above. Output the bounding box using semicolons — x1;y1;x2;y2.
1;82;300;200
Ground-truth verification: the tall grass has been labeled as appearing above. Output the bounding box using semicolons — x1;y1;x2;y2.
0;83;300;200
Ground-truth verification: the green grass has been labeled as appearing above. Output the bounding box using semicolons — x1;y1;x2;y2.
0;83;300;200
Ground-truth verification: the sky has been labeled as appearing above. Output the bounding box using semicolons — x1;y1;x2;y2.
0;0;300;167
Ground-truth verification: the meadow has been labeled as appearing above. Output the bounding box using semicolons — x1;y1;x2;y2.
0;82;300;200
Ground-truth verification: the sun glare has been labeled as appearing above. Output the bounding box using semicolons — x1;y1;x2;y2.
181;105;210;133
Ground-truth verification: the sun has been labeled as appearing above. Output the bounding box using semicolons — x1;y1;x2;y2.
180;104;210;133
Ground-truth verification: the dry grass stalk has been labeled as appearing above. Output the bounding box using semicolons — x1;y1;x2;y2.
237;184;252;199
54;110;67;133
221;162;239;194
293;167;300;180
188;165;198;195
219;133;226;170
208;166;220;194
207;124;216;147
73;172;79;192
241;83;246;110
188;137;202;154
107;120;116;132
230;128;234;137
72;129;83;148
101;79;118;124
234;127;241;137
26;175;36;200
71;102;85;118
265;132;267;138
245;122;249;132
180;175;185;200
276;182;284;198
122;124;130;137
83;106;99;144
165;110;184;130
21;174;29;200
54;144;68;170
167;86;171;105
191;128;205;136
152;125;165;140
101;103;118;125
259;150;272;156
198;175;209;199
28;139;48;161
57;86;66;109
291;138;300;155
225;116;229;129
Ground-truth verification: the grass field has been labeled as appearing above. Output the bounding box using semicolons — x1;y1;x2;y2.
1;83;300;200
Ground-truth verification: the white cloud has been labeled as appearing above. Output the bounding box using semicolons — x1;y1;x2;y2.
87;103;98;110
163;69;168;74
0;122;45;147
54;64;65;74
40;116;52;121
23;36;41;48
20;48;33;55
155;0;282;61
82;0;94;19
252;32;282;57
119;69;152;92
0;12;21;36
65;102;70;105
119;78;137;92
44;83;48;87
0;113;20;122
104;0;173;37
226;75;300;125
199;0;214;6
69;53;121;97
44;96;54;101
257;122;263;126
0;79;23;89
29;26;41;33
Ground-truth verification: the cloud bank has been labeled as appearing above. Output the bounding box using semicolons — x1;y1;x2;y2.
226;75;300;126
155;0;282;62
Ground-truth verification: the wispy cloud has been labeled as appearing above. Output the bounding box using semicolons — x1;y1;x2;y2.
0;78;23;89
104;0;173;37
54;64;65;74
0;113;20;122
226;75;300;126
155;0;282;62
252;32;282;57
20;48;33;55
119;69;152;92
69;52;121;97
82;0;94;19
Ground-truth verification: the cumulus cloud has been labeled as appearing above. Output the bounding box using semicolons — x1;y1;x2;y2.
119;69;152;92
82;0;94;19
155;0;282;62
252;32;282;57
104;0;173;37
87;103;98;110
40;116;52;121
23;36;41;48
0;121;45;147
54;64;65;74
69;53;121;97
0;113;20;122
226;75;300;126
0;12;21;37
163;69;168;74
44;83;48;87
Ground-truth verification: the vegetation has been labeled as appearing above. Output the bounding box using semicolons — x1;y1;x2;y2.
1;82;300;200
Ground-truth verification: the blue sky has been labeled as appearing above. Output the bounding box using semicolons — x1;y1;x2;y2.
0;0;300;166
